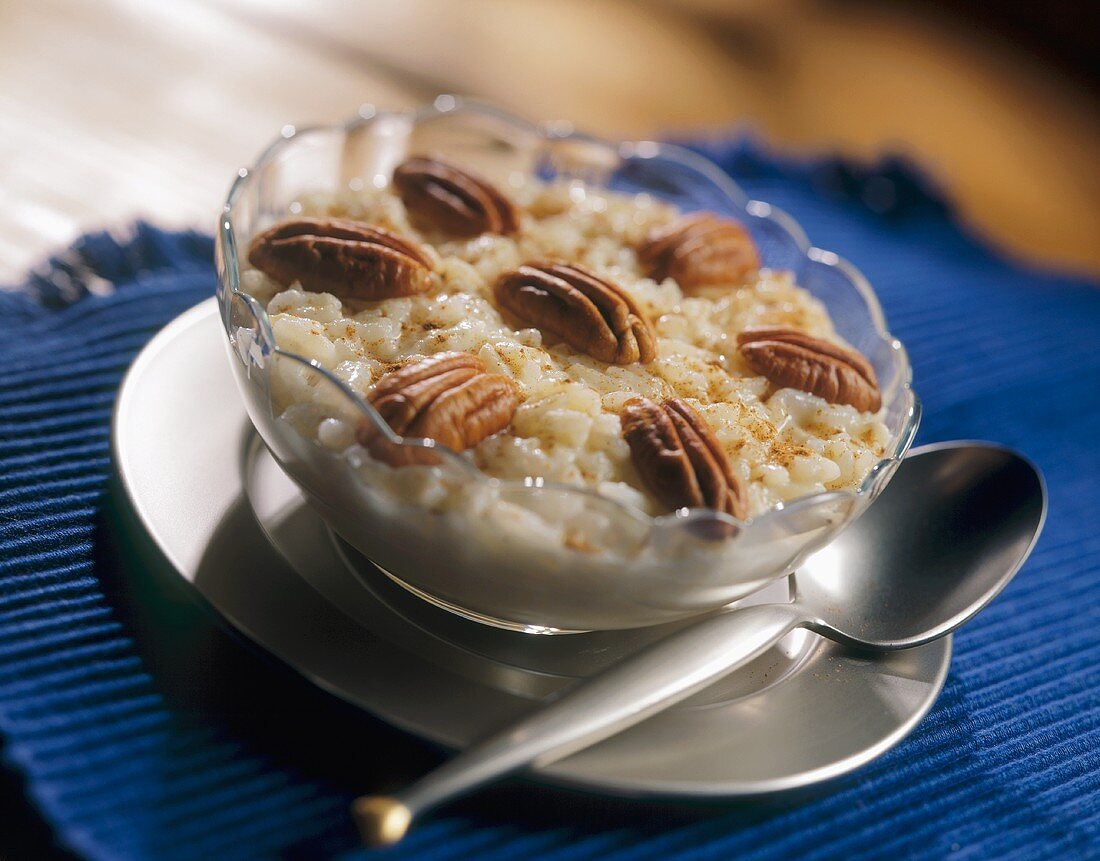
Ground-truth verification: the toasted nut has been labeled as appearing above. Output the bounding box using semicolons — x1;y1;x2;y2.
248;217;435;300
638;212;759;290
494;262;657;365
393;155;520;237
357;352;520;466
737;328;881;412
621;396;748;526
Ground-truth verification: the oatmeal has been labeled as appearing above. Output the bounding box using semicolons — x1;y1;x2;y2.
241;158;890;522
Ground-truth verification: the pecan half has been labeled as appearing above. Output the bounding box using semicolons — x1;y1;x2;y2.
248;217;435;300
494;262;657;365
638;212;759;290
737;328;881;412
357;352;520;466
393;156;520;237
621;397;748;525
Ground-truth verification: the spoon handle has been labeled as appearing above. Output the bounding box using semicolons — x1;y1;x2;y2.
353;602;804;846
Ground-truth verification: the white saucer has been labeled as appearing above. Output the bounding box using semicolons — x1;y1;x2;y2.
110;298;950;797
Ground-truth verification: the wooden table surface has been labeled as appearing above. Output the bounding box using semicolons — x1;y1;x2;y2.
2;0;1098;284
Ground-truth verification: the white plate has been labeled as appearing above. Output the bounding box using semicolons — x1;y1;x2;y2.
111;298;950;797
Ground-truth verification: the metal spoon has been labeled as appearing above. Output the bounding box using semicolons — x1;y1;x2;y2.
353;441;1046;845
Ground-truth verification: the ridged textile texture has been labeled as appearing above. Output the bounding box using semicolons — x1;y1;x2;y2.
0;142;1097;860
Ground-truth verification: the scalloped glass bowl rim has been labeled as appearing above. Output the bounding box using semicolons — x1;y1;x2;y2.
218;97;920;538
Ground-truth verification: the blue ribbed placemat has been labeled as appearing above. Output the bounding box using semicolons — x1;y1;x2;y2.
1;142;1098;861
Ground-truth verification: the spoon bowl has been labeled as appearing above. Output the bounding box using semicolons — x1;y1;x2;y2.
800;441;1047;649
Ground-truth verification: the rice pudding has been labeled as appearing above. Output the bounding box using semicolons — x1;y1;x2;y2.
240;157;890;532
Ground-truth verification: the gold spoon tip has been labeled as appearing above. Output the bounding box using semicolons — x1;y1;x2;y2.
352;795;412;847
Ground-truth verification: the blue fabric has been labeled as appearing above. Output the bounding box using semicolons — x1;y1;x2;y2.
2;143;1098;861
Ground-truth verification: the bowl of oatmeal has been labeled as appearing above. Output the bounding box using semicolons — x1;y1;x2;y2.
217;98;919;632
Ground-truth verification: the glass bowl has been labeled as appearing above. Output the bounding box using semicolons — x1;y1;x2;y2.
215;97;919;633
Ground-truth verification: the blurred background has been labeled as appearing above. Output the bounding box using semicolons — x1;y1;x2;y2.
1;0;1097;281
